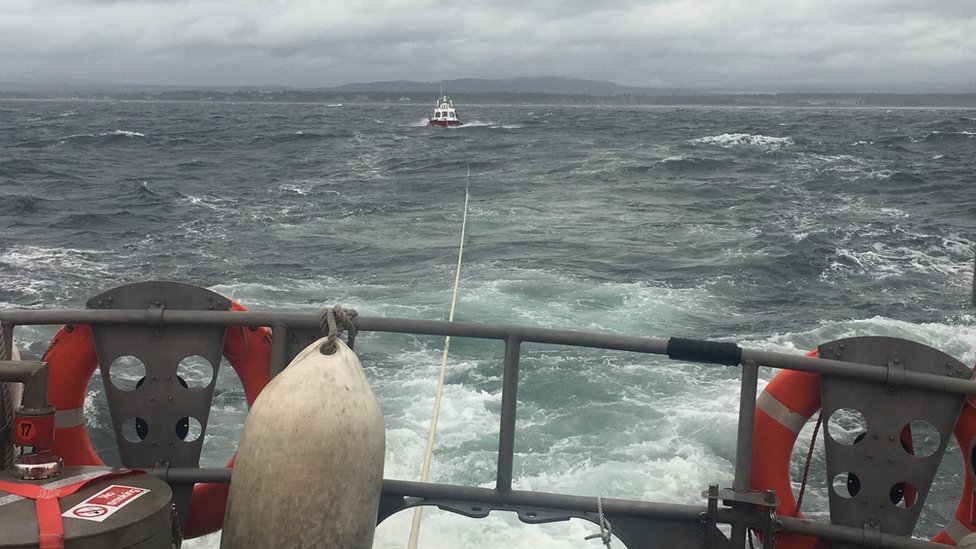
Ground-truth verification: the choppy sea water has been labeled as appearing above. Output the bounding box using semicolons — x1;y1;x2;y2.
1;99;975;547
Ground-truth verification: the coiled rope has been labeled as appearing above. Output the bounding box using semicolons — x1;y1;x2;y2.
407;183;470;549
319;304;358;354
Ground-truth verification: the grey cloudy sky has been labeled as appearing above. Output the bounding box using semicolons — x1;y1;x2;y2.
3;0;975;91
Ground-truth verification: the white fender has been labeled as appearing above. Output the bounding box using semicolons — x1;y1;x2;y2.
221;338;385;549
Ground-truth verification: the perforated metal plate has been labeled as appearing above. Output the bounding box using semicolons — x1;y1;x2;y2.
87;281;231;527
817;336;972;544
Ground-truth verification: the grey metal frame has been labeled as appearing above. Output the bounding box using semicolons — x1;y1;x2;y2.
2;281;975;548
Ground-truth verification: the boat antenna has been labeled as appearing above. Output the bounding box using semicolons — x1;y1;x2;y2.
407;168;471;549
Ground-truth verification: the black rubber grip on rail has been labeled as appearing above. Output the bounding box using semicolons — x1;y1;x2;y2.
667;337;743;366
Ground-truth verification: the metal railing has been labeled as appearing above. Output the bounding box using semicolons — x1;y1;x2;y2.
2;304;974;548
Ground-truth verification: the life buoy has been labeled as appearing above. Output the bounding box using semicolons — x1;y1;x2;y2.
43;299;272;539
751;350;976;547
931;399;976;545
749;351;825;549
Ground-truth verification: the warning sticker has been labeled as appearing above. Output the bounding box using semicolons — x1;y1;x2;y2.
62;485;149;523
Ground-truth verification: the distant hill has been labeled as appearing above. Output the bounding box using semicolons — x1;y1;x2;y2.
2;76;975;107
324;77;684;96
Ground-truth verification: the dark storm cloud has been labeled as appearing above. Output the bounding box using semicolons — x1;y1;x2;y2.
2;0;974;90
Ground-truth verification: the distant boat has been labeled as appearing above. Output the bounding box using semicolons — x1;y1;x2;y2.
326;103;343;108
427;95;462;127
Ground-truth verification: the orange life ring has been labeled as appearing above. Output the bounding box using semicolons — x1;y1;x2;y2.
749;351;824;549
42;299;272;539
931;398;976;545
751;350;976;547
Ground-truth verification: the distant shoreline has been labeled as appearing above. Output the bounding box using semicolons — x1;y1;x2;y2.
2;90;976;109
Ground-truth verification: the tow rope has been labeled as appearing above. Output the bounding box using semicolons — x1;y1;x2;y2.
407;181;470;549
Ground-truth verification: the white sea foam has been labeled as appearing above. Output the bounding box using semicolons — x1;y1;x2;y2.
112;129;145;137
865;169;893;179
179;193;226;211
912;131;976;142
57;133;96;142
278;179;330;196
690;133;793;149
2;245;111;273
828;240;970;281
455;267;721;335
57;129;145;143
458;120;491;127
749;317;976;368
375;510;606;548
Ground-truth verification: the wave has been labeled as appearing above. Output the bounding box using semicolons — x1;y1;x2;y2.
0;194;48;215
690;133;793;149
749;316;976;370
0;245;118;308
57;129;147;145
0;157;45;176
111;129;145;138
654;155;728;172
828;240;970;280
177;192;234;211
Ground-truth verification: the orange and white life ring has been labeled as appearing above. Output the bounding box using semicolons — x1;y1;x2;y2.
749;352;825;549
42;299;272;539
931;399;976;545
750;350;976;547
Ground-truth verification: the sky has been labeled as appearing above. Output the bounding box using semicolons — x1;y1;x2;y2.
2;0;975;92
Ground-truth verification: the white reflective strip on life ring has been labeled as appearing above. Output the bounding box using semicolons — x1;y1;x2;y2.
756;391;809;433
943;517;973;543
0;469;109;508
55;407;85;429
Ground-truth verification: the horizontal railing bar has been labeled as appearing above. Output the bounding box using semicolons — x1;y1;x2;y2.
382;479;706;522
387;480;941;548
149;466;233;484
150;469;706;523
778;516;937;549
151;470;942;546
5;309;976;396
743;348;976;396
0;310;669;353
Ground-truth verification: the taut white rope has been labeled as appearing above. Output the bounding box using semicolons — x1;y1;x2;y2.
407;181;470;549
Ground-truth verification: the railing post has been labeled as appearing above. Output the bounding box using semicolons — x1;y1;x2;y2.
730;358;760;546
270;322;289;378
496;336;521;493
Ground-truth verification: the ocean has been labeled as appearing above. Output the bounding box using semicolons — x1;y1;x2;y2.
1;98;974;547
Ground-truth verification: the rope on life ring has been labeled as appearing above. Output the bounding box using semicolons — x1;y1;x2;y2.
43;299;272;539
750;349;976;548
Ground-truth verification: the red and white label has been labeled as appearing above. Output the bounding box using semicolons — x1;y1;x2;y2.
62;485;149;523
